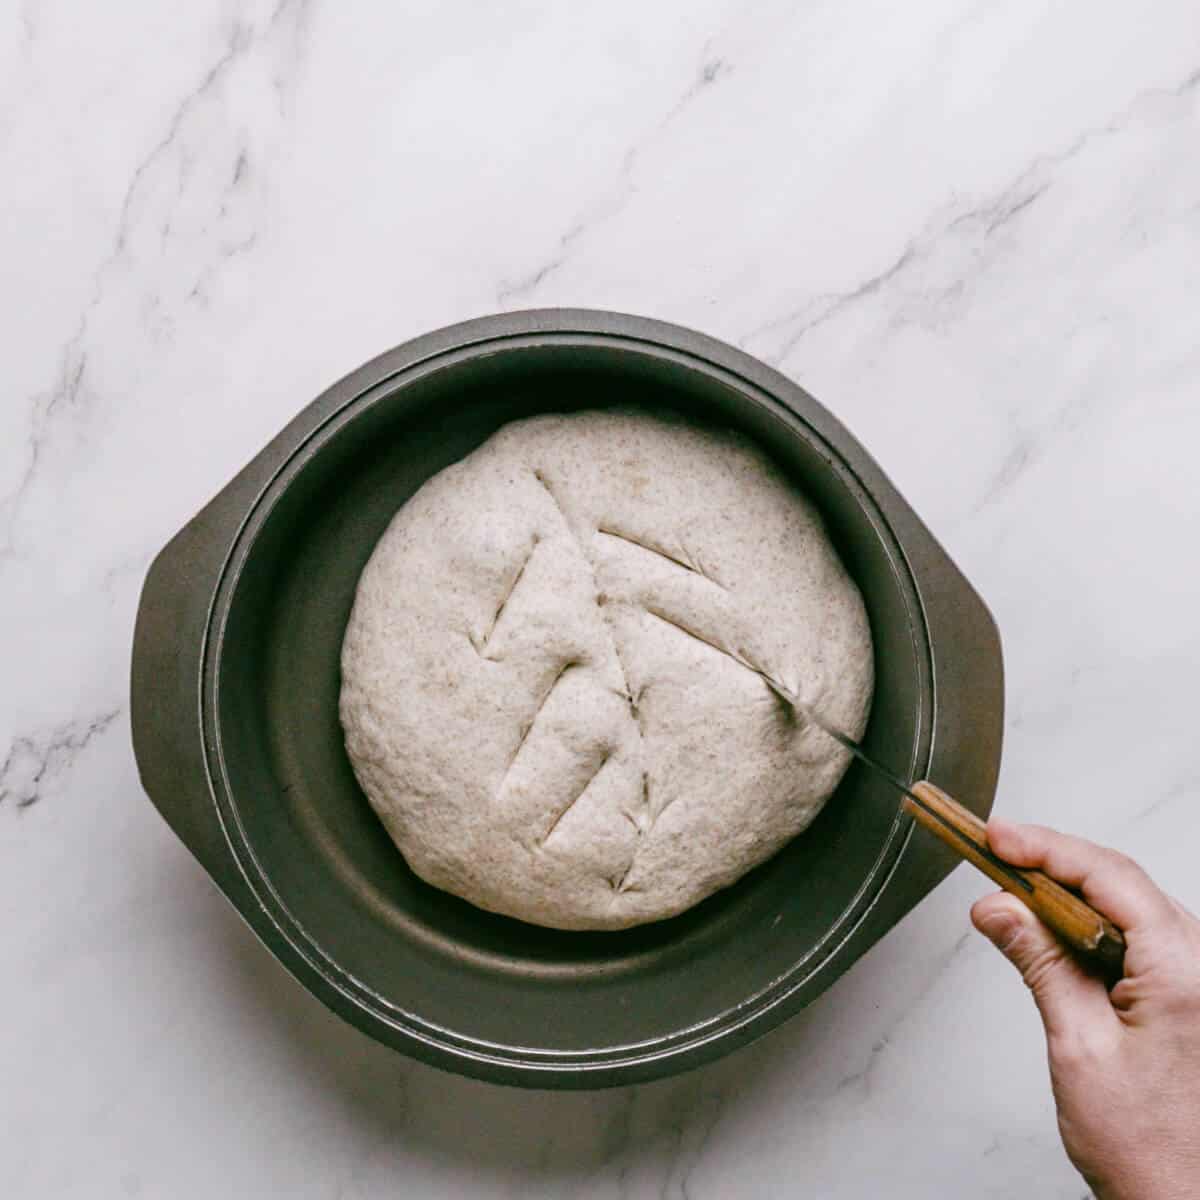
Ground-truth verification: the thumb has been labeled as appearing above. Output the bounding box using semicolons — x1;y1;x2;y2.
971;892;1114;1038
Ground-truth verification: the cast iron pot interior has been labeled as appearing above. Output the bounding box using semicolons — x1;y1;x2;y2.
212;341;926;1063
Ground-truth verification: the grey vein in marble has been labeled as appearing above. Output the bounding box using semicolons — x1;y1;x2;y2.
660;1092;726;1200
497;50;732;303
0;14;248;553
0;708;121;810
746;61;1200;368
830;930;973;1102
1;4;312;559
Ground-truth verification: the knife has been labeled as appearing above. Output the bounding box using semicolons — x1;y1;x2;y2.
762;676;1127;981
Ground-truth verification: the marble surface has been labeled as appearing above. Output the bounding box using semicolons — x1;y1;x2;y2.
3;1;1199;1196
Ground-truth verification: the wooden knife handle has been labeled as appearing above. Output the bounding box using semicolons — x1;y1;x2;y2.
906;781;1126;980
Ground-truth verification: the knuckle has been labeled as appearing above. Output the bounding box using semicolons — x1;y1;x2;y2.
1019;941;1069;993
1048;1028;1110;1070
1047;1031;1084;1067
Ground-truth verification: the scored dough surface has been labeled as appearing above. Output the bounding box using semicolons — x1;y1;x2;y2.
339;409;873;930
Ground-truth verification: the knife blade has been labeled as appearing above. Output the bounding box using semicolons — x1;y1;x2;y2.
760;675;1033;891
759;673;1126;978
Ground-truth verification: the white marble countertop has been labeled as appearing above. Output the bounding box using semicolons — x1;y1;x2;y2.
4;2;1199;1196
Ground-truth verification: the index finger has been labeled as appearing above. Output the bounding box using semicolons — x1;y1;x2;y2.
986;818;1175;935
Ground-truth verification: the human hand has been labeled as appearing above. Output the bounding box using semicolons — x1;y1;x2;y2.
971;820;1200;1200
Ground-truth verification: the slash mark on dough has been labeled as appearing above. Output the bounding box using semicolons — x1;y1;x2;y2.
541;751;611;845
498;659;579;792
595;527;725;588
608;859;640;893
472;534;539;656
643;606;772;685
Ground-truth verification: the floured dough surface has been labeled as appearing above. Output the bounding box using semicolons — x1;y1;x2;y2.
340;410;873;930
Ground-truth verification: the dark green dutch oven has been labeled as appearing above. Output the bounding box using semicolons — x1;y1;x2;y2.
131;310;1003;1088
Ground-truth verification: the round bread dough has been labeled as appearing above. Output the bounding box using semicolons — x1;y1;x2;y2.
340;409;873;930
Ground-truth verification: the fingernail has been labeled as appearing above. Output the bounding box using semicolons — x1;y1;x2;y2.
975;912;1016;946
